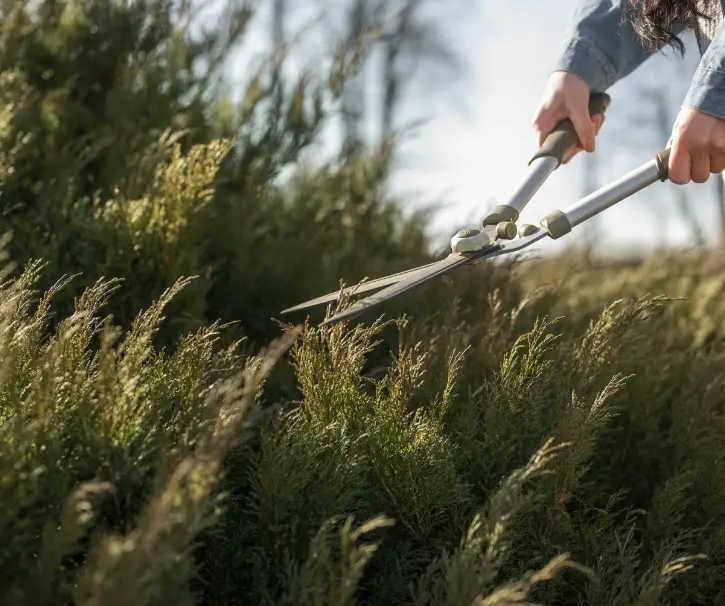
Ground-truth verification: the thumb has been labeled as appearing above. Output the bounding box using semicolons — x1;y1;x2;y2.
567;102;596;153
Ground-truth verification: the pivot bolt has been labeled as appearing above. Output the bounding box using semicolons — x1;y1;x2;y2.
450;228;491;253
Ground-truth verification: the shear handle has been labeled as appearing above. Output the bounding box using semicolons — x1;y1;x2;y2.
483;92;611;226
529;92;611;167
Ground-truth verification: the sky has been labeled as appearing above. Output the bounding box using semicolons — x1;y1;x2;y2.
382;0;719;255
221;0;723;256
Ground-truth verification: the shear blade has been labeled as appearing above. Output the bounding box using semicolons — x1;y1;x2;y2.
320;244;499;327
279;259;444;315
319;229;548;327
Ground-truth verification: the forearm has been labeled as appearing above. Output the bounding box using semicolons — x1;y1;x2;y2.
554;0;674;91
684;29;725;120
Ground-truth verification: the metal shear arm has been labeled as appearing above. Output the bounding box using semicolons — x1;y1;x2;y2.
312;146;672;327
280;92;612;316
539;148;670;239
483;92;611;226
279;96;679;327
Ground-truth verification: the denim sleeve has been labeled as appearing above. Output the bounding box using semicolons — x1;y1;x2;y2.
683;21;725;119
554;0;681;92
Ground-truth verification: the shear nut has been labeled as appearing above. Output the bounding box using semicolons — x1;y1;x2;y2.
496;221;517;240
518;223;538;237
450;228;491;253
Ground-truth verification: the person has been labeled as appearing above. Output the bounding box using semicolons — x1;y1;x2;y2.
533;0;725;185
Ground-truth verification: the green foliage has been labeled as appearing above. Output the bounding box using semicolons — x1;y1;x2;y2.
10;249;725;605
8;252;725;605
3;0;725;604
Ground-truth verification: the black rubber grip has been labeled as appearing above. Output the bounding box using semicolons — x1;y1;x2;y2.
529;92;611;167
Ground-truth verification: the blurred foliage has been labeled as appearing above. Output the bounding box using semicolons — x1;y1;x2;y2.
0;0;434;350
2;0;725;605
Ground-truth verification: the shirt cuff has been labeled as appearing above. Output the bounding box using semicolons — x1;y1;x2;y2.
682;66;725;120
554;37;617;93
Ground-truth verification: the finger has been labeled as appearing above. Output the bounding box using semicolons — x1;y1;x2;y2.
532;117;548;148
533;105;565;147
593;113;606;137
564;112;603;160
567;102;596;152
532;102;553;147
691;149;710;183
668;138;691;185
563;113;603;163
711;154;725;175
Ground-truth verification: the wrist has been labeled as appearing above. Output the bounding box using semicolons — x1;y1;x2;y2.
550;69;591;88
554;37;616;92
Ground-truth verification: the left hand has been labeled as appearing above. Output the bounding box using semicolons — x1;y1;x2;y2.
668;107;725;185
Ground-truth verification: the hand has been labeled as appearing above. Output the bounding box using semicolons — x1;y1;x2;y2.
533;71;606;164
668;106;725;184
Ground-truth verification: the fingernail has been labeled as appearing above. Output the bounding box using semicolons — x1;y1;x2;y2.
586;137;595;151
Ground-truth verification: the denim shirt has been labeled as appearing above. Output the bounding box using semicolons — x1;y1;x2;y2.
555;0;725;118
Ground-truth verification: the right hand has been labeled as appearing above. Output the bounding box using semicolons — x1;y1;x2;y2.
532;71;606;164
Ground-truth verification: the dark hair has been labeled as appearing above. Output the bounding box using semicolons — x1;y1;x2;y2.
626;0;714;55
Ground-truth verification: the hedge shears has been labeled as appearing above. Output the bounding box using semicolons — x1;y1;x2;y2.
281;93;672;327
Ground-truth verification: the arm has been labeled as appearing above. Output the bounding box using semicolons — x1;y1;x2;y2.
683;21;725;119
554;0;681;92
